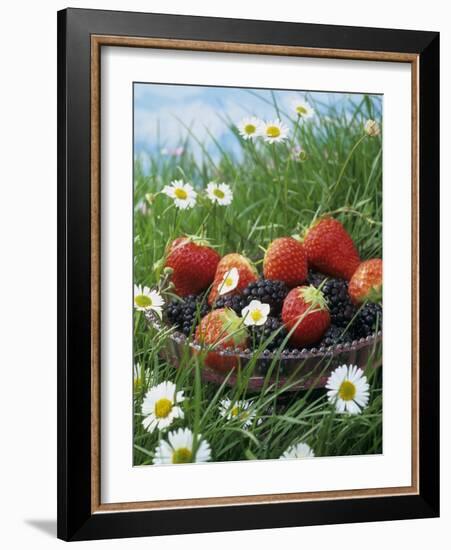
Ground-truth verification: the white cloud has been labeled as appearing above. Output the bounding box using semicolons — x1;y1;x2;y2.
134;99;254;151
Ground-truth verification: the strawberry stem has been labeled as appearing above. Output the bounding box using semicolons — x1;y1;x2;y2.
300;285;329;311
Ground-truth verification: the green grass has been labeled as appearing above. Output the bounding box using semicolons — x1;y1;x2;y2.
133;91;382;465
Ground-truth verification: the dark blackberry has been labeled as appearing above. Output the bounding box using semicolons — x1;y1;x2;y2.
250;316;288;351
320;325;355;348
213;293;247;314
164;294;209;336
242;279;289;313
353;303;383;338
321;278;357;328
306;269;326;288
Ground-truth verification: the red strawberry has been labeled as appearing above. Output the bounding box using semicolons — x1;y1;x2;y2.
208;253;258;305
195;308;248;372
348;259;382;304
165;237;220;297
263;237;308;287
281;286;331;346
303;218;360;280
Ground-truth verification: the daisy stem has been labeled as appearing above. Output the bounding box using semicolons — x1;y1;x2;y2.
317;406;336;456
291;116;301;146
271;144;287;226
328;134;367;205
133;311;141;337
248;139;270;176
192;359;202;458
172;208;178;238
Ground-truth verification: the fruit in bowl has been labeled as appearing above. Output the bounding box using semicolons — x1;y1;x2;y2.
281;285;331;347
165;236;220;297
348;258;383;304
208;253;258;305
263;237;308;287
303;218;360;280
195;308;248;372
147;221;383;390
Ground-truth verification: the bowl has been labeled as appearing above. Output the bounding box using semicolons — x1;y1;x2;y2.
145;312;382;392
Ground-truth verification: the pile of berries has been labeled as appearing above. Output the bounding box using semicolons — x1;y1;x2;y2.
353;303;383;339
213;294;247;315
213;279;289;315
242;279;289;313
249;316;288;351
320;325;354;347
164;294;209;336
161;219;383;367
317;277;357;328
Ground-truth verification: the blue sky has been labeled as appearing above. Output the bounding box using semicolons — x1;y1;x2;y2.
134;83;382;160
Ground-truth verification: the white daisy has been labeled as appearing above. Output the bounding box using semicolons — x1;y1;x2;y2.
219;398;256;428
241;300;270;326
218;267;239;296
237;116;262;140
133;285;165;318
364;119;381;137
291;99;315;119
141;381;185;432
206;182;233;206
326;364;370;415
279;442;315;459
153;428;212;464
162;180;197;209
261;119;289;143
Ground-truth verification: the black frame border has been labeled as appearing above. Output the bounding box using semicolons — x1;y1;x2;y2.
57;8;439;541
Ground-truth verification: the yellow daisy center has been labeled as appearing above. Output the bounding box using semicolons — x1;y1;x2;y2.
174;187;188;200
224;276;233;287
154;397;173;418
213;188;225;199
230;406;240;417
266;125;281;138
338;380;356;401
296;105;308;116
172;447;192;464
244;123;256;134
251;309;263;322
135;294;152;308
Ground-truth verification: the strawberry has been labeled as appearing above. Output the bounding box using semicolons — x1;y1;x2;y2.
303;218;360;280
281;285;331;347
195;308;248;372
348;258;382;304
165;237;220;297
263;237;308;287
208;253;258;305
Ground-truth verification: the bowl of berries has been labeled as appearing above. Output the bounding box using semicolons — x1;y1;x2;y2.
147;219;383;391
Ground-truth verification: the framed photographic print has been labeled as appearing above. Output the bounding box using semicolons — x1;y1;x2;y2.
57;8;440;541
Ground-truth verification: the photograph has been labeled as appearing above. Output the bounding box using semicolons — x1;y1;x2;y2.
132;83;383;466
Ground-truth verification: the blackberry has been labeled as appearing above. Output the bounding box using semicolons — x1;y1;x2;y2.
321;278;357;328
250;316;288;351
213;293;247;314
320;325;355;348
353;303;383;339
242;279;289;313
165;294;209;336
306;269;326;288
